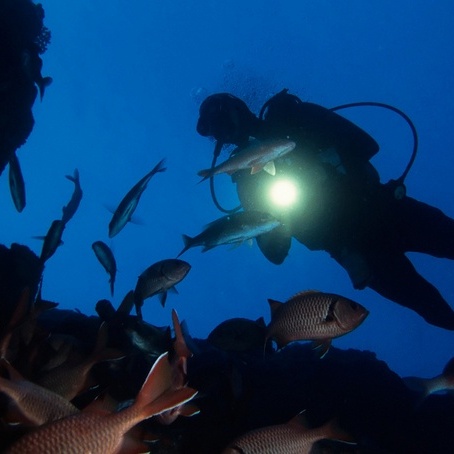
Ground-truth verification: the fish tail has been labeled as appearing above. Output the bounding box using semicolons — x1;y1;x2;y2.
151;158;167;176
177;235;193;257
134;352;197;419
319;418;355;445
65;168;79;183
196;169;210;182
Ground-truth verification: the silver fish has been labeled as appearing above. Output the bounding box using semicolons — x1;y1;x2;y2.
134;259;191;317
178;211;281;256
92;241;117;296
198;139;296;181
108;158;166;238
62;169;83;224
8;152;26;213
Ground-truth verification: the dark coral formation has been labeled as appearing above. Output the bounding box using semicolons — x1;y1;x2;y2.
0;0;51;175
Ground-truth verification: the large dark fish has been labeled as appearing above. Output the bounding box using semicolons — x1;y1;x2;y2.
8;152;26;213
36;220;66;263
178;211;282;256
92;241;117;296
62;169;83;224
133;259;191;317
197;139;296;181
222;412;354;454
208;317;268;353
108;158;166;238
6;352;198;453
266;290;369;357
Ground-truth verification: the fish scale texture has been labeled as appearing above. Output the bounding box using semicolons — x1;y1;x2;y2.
6;412;128;453
226;424;317;453
269;294;342;342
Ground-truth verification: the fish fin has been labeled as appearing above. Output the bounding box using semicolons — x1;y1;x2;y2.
178;234;193;257
178;402;200;417
263;161;276;175
38;76;53;101
134;352;197;419
197;169;211;182
64;168;79;183
311;339;332;359
144;386;198;420
159;291;168;308
256;316;266;327
292;289;320;298
267;298;283;317
172;310;192;362
201;245;215;253
250;164;264;175
169;286;179;295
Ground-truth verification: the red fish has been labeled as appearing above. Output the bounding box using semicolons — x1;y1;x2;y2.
266;290;369;357
222;412;354;454
6;352;198;453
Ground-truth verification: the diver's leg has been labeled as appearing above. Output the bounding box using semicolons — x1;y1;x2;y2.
395;196;454;257
366;251;454;330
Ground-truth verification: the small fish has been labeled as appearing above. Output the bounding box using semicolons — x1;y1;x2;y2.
178;211;282;256
197;138;296;181
36;219;66;263
92;241;117;296
6;352;198;453
0;359;79;426
208;317;268;353
266;290;369;357
222;412;354;454
403;357;454;399
62;169;83;224
8;152;26;212
133;259;191;316
108;158;166;238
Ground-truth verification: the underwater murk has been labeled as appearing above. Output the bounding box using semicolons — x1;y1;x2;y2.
1;1;454;453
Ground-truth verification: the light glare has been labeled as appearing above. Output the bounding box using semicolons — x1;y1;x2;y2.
269;179;298;207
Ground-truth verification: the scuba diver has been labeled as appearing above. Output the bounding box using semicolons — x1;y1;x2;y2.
196;89;454;331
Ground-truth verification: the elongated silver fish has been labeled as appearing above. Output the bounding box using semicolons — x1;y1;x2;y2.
198;139;296;181
266;290;369;357
8;152;26;213
178;211;282;256
134;259;191;317
92;241;117;296
222;412;354;454
108;158;166;238
62;169;83;224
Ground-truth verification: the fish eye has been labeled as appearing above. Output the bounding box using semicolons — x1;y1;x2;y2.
325;314;334;322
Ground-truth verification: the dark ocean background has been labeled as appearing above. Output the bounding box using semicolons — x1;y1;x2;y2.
2;0;454;383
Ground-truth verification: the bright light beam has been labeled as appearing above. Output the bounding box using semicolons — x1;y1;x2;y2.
269;179;298;207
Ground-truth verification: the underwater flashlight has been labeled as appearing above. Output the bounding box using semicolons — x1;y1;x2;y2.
268;178;299;208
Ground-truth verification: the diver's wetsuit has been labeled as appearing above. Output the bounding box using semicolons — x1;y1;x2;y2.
229;91;454;330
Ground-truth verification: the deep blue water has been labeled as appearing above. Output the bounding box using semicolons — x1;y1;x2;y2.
2;0;454;380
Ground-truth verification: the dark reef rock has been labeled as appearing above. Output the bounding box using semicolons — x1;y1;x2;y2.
0;0;51;175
